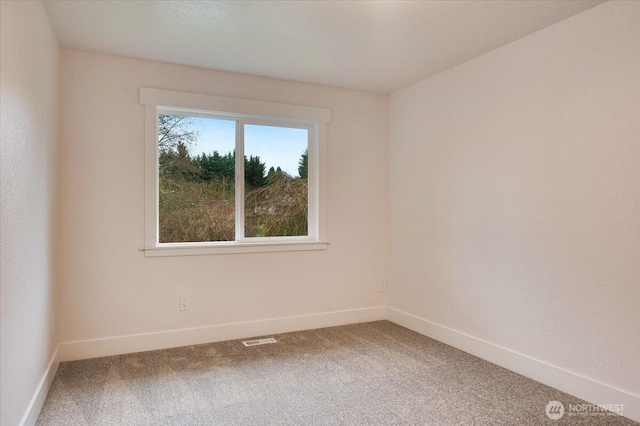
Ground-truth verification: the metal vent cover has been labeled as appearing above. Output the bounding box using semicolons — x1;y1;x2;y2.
242;337;277;347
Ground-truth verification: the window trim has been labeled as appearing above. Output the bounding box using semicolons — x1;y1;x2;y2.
139;87;330;256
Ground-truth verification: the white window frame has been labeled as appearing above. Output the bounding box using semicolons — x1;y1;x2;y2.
139;87;330;257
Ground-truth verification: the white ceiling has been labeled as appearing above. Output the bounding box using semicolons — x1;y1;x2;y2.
43;0;603;93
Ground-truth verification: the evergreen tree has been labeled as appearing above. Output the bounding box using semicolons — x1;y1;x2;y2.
298;148;308;179
267;166;277;183
245;155;267;187
196;150;236;181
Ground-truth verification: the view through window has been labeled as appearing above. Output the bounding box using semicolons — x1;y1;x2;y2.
158;112;309;243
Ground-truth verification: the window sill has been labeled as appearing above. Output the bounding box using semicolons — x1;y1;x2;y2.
140;241;329;257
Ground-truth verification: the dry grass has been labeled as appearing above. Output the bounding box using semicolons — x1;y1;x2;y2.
245;178;308;237
159;176;307;242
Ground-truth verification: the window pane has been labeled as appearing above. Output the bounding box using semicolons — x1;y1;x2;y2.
244;124;308;238
158;114;235;243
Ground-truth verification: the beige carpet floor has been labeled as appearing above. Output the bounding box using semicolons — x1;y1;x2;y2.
36;321;636;425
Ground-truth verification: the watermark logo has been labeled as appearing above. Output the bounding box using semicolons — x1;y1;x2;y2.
545;400;625;420
546;400;565;420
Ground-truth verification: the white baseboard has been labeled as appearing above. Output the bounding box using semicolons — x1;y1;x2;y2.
20;345;60;426
58;306;387;362
387;307;640;423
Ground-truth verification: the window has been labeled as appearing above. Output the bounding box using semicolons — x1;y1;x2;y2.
140;88;330;256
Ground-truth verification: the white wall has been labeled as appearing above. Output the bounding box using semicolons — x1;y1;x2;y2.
389;0;639;402
58;50;388;345
0;2;60;425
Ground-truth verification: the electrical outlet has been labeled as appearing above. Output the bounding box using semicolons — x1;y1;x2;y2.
379;279;387;292
180;295;191;311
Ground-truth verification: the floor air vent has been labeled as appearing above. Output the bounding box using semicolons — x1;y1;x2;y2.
242;337;277;347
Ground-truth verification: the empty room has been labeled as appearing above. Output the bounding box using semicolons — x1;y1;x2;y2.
1;0;638;425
